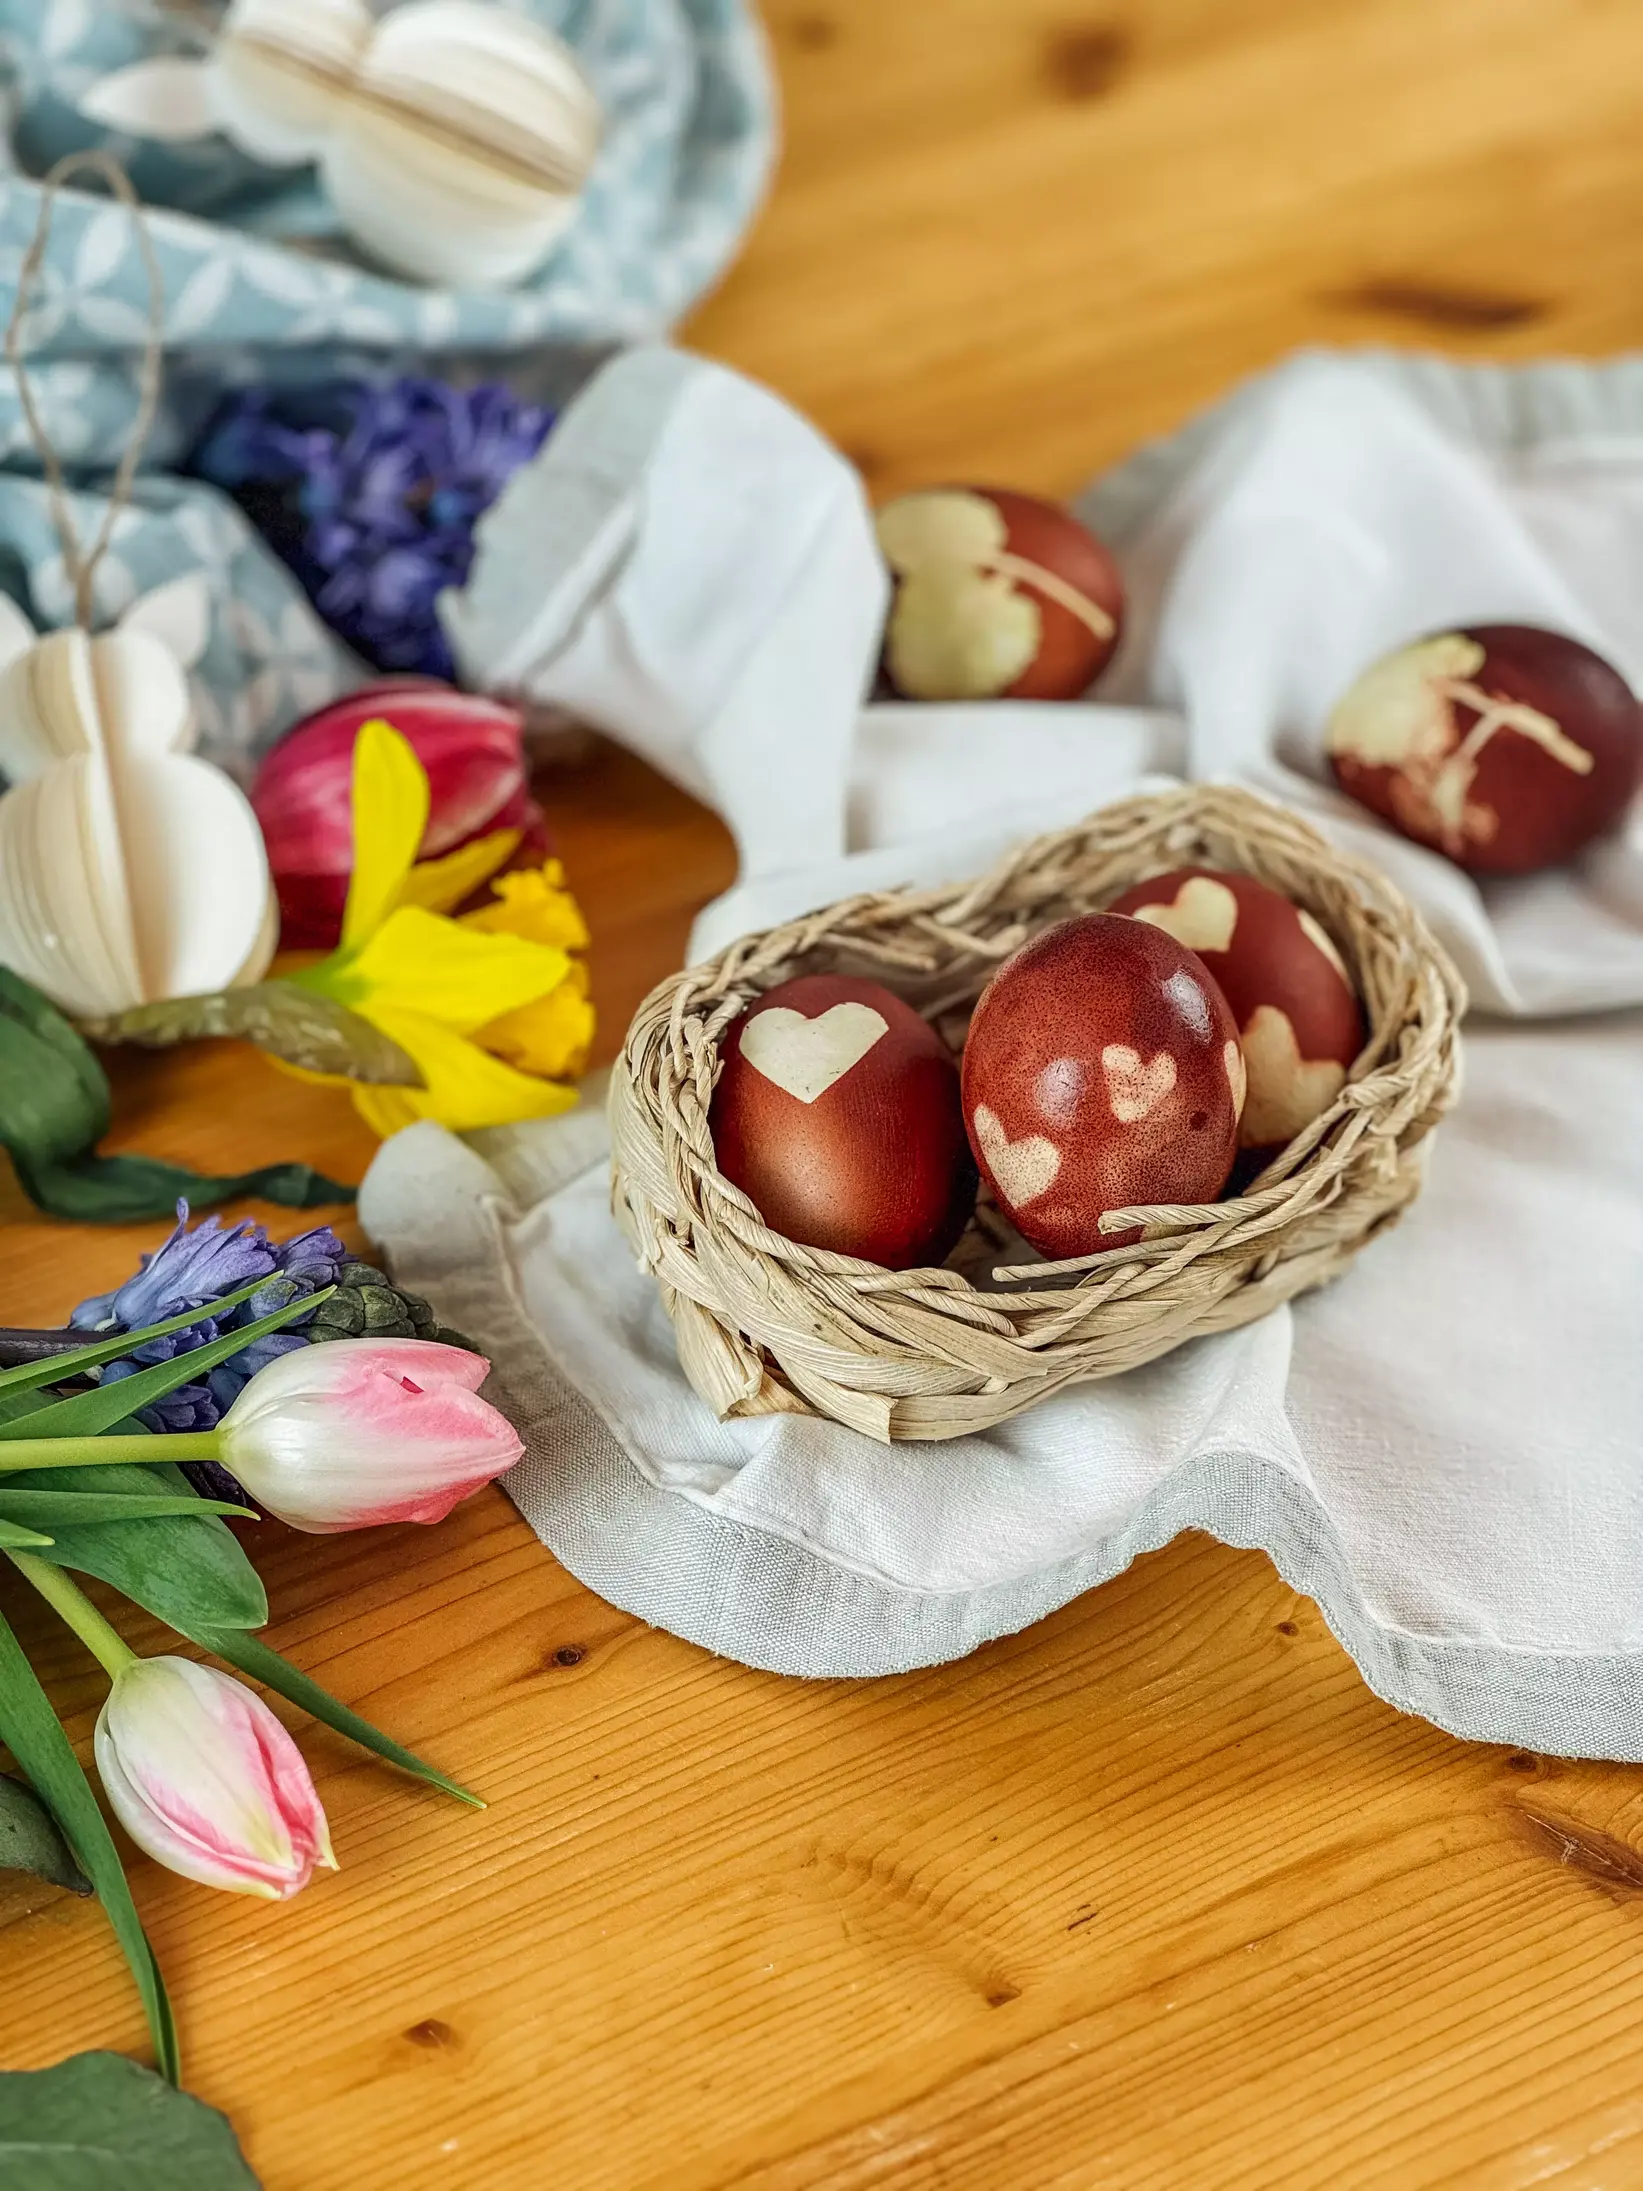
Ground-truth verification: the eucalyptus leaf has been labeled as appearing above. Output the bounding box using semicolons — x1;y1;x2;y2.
0;967;352;1222
0;1279;274;1397
0;2052;257;2187
84;983;422;1087
0;1491;252;1526
0;1771;90;1893
0;1612;177;2081
14;1463;268;1631
190;1626;482;1809
0;1288;333;1443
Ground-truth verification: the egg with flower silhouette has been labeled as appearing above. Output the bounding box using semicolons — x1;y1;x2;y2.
1108;868;1364;1153
710;974;975;1269
875;487;1125;701
1326;624;1643;874
961;913;1242;1258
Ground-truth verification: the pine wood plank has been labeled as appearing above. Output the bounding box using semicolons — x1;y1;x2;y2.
4;2;1643;2184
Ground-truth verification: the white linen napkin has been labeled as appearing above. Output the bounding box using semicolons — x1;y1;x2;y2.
387;344;1643;1756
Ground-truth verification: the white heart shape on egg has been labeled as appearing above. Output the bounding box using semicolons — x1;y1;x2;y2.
1131;875;1238;954
740;1002;889;1104
1223;1038;1247;1120
1239;1005;1347;1147
972;1105;1060;1208
1101;1044;1177;1124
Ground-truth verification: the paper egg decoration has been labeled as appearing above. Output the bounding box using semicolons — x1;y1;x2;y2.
1326;625;1643;875
875;488;1125;702
0;624;274;1018
961;914;1242;1258
710;975;976;1269
81;0;602;293
1108;869;1364;1152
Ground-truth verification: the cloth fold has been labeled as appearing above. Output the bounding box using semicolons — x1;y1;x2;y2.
363;343;1643;1755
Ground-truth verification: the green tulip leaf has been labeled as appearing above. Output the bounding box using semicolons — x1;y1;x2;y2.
0;1279;276;1398
0;2052;257;2186
0;1290;334;1445
15;1462;268;1632
0;1612;177;2082
0;1520;54;1547
0;1770;90;1894
0;967;352;1222
189;1626;482;1810
0;1491;253;1527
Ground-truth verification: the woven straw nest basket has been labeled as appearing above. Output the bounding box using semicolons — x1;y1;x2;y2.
609;785;1466;1442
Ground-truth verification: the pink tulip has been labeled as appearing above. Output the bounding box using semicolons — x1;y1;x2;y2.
252;683;549;947
217;1339;524;1533
95;1657;335;1900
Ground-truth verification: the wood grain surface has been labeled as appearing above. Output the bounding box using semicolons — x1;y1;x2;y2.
5;2;1643;2184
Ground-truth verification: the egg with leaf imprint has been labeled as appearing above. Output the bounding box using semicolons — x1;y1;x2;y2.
875;488;1124;702
1326;624;1643;875
710;974;976;1270
0;590;274;1020
1108;868;1364;1154
961;913;1241;1259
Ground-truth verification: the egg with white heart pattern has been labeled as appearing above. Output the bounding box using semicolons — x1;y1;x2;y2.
1107;867;1365;1153
960;913;1242;1258
709;974;976;1269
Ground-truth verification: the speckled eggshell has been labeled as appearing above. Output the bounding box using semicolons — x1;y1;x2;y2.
1327;624;1643;874
1108;868;1365;1153
710;973;976;1270
960;913;1242;1259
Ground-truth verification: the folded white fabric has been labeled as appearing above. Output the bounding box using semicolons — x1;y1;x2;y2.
445;344;1643;1005
384;344;1643;1757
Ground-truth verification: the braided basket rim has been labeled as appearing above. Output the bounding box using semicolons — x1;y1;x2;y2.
608;784;1467;1442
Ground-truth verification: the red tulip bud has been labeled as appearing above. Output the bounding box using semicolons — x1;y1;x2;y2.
253;682;549;947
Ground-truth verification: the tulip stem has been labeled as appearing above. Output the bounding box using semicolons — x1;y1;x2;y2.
7;1551;138;1678
0;1434;219;1470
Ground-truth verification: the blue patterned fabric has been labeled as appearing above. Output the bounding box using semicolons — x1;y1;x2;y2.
0;0;773;770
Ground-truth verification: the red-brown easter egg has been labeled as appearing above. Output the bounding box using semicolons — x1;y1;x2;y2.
1326;625;1643;875
1108;868;1365;1153
710;974;976;1269
875;485;1125;702
960;914;1242;1259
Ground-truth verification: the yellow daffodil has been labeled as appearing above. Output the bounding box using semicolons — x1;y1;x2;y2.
288;719;594;1138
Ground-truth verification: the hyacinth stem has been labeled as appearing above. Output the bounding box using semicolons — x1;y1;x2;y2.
9;1551;138;1678
0;1434;219;1470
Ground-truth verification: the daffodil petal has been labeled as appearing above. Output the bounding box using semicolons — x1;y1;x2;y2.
461;862;591;951
309;905;571;1033
477;965;595;1079
349;1005;580;1135
341;720;430;949
401;829;521;916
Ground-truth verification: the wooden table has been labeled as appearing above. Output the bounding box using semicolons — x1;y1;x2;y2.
5;2;1643;2182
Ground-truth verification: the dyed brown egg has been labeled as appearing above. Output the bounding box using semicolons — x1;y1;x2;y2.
1327;625;1643;875
875;485;1125;702
710;973;976;1269
1108;868;1365;1153
961;914;1242;1259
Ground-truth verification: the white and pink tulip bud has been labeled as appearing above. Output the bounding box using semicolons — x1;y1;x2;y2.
217;1338;523;1533
95;1657;334;1900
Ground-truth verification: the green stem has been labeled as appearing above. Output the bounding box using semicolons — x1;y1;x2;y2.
8;1551;138;1678
0;1433;218;1471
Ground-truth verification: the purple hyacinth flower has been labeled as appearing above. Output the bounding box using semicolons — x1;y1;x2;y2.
190;375;554;677
73;1205;350;1437
71;1204;279;1334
